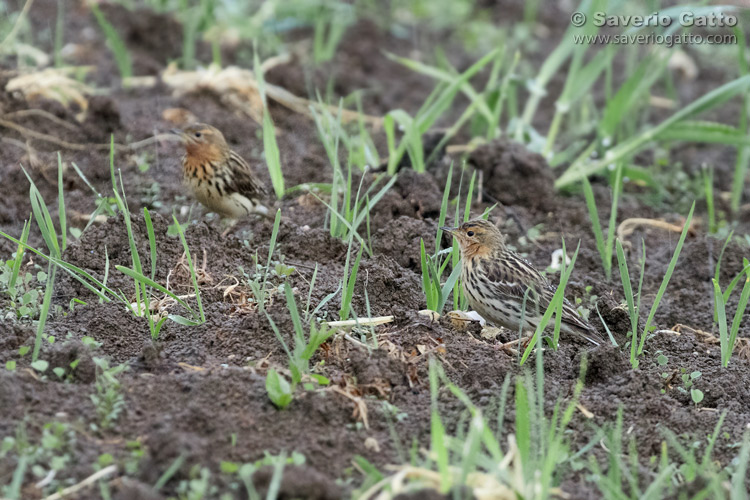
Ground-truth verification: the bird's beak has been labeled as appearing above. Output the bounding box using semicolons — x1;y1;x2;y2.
440;226;458;236
170;128;190;144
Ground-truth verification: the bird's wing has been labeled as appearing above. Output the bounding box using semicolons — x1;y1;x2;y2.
225;150;268;197
560;298;596;333
481;254;553;313
483;252;600;337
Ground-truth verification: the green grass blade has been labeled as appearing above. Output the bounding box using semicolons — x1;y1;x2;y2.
582;177;608;279
727;266;750;367
312;279;341;322
31;263;56;361
545;34;612;154
634;239;646;338
416;48;499;135
339;245;363;321
640;464;678;500
116;172;146;320
731;432;750;500
264;311;294;371
312;193;368;251
8;219;31;298
144;208;157;281
517;0;597;138
567;45;616;106
658;120;750;145
383;114;399;176
7;454;28;500
262;107;284;199
90;4;132;80
384;52;493;123
438;261;462;313
387;109;423;172
521;242;580;364
599;53;667;140
595;302;618;347
57;153;67;252
703;165;716;233
265;454;287;499
305;264;319;322
258;209;282;311
435;162;453;253
722;262;750;303
700;411;727;468
732;25;750;213
420;239;436;311
557;76;750;188
22;166;60;257
714;230;734;286
605;164;623;272
254;50;284;199
514;377;531;467
385;48;497;173
616;239;638;369
284;283;304;347
167;315;201;326
488;51;519;140
0;230;116;303
100;247;110;303
638;202;695;355
154;454;185;491
173;215;204;323
428;360;450;492
351;174;398;234
115;265;197;319
463;170;476;223
551;241;567;349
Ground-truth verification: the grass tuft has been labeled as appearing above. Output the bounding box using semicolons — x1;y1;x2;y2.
616;202;694;368
582;163;622;281
520;239;580;364
254;50;285;199
712;258;750;367
90;4;132;81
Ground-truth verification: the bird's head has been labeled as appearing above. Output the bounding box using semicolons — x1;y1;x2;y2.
172;123;229;161
441;218;505;258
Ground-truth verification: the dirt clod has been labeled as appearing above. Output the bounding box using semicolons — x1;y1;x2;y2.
469;139;557;213
252;465;342;500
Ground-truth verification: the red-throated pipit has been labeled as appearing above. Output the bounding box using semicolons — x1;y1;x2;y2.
442;219;602;346
172;123;268;224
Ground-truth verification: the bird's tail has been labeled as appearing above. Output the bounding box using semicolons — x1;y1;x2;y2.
566;321;605;346
560;302;605;346
252;201;277;221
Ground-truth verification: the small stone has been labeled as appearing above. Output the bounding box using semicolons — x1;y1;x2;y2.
480;326;503;340
418;310;440;322
364;437;380;452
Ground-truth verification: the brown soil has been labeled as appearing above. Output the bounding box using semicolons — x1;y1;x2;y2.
1;1;750;499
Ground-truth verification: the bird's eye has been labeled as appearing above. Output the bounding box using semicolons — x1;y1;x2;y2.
467;230;475;237
194;132;202;138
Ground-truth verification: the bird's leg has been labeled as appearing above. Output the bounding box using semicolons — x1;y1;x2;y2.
220;218;238;238
495;331;535;354
257;208;276;222
521;333;534;350
495;341;520;356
